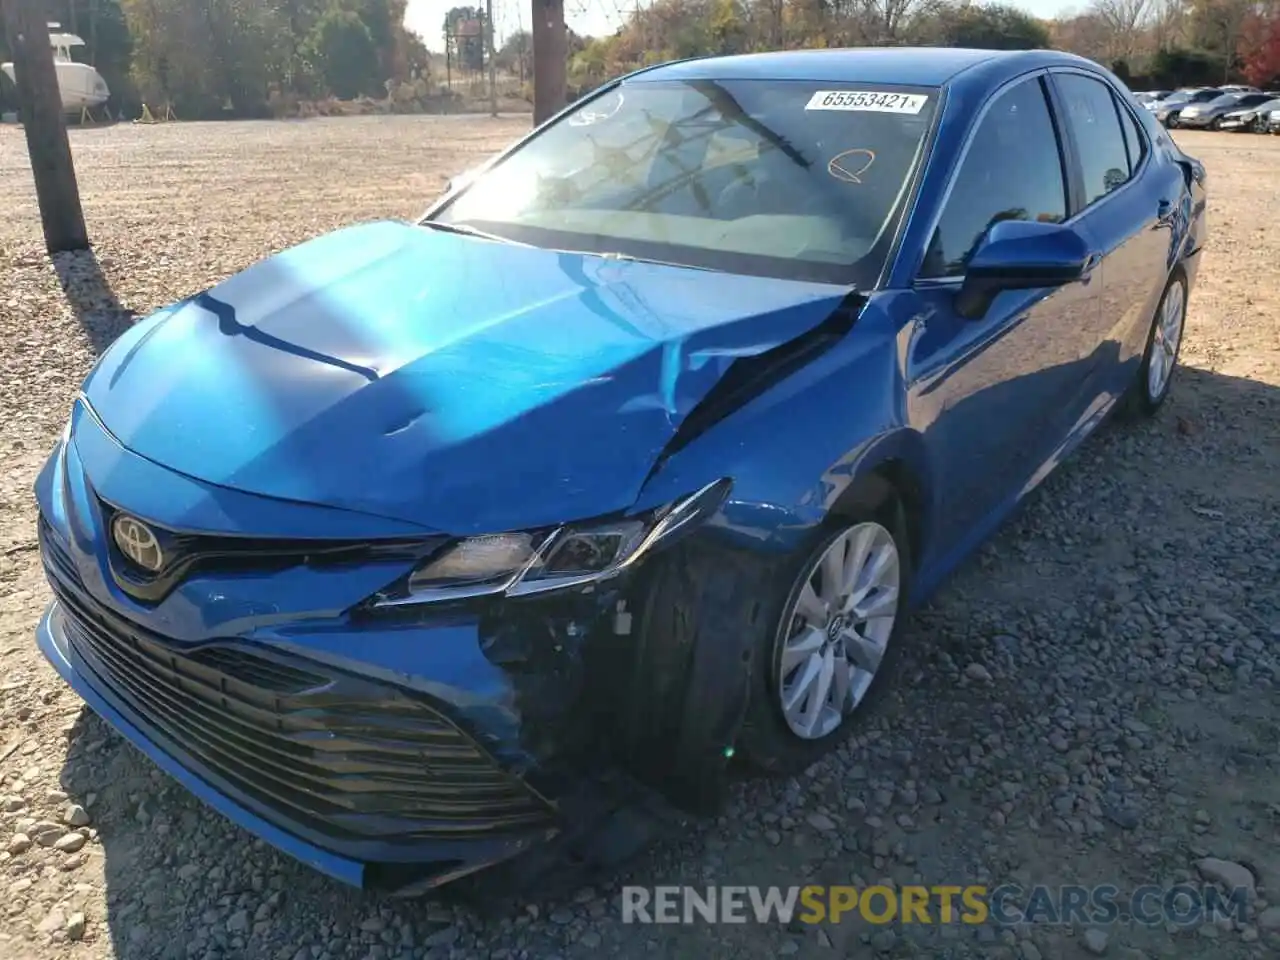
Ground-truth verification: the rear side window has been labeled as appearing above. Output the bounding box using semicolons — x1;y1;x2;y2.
1055;74;1132;207
919;77;1067;279
1114;95;1146;175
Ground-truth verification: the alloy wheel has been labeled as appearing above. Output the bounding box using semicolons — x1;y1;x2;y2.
776;522;901;740
1147;280;1186;402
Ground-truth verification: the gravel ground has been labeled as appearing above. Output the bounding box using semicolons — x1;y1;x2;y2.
1;117;1278;960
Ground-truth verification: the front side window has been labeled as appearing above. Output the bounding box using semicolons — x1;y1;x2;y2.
1236;93;1274;108
1055;74;1132;207
430;79;939;285
919;77;1067;279
1115;93;1146;175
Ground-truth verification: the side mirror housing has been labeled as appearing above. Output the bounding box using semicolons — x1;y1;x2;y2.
955;219;1095;320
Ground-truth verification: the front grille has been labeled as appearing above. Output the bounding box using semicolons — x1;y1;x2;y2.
39;518;82;588
95;497;448;604
40;529;552;844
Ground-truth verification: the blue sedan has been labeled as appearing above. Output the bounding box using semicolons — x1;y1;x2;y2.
34;47;1207;893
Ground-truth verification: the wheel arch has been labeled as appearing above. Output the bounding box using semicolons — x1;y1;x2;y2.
828;459;926;566
825;432;935;576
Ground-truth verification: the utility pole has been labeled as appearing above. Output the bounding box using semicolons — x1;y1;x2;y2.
486;0;497;118
2;0;89;253
444;26;452;98
531;0;565;126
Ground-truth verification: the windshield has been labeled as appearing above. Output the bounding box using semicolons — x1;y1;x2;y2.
429;78;939;285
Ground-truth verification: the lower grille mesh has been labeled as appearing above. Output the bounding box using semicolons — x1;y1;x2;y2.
40;525;551;843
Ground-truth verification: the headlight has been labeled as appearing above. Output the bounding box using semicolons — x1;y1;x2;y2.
1239;111;1256;121
375;478;733;606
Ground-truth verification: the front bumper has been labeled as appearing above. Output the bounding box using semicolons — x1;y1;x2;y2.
1218;117;1251;130
1175;114;1212;128
36;541;565;891
38;601;559;888
30;420;616;891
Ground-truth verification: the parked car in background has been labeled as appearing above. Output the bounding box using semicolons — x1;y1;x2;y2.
1154;87;1224;126
1140;90;1176;112
1220;96;1280;132
1132;90;1171;105
1268;104;1280;133
1178;91;1278;129
1221;84;1260;94
33;47;1208;894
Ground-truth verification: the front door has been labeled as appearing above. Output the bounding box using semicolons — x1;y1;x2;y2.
902;74;1101;561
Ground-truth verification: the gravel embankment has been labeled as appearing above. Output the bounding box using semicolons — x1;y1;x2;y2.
1;118;1278;960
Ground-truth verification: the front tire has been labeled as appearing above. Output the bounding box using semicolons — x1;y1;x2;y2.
1121;273;1187;418
737;494;911;775
1165;112;1180;128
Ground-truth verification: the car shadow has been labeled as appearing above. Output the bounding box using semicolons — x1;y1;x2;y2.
51;248;136;356
54;359;1278;957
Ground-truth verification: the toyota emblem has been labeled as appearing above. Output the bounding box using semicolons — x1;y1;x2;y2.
112;515;164;572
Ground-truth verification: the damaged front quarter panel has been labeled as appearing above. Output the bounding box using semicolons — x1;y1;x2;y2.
421;291;879;819
608;293;913;812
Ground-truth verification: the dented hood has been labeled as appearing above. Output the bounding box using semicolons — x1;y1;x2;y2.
82;220;849;533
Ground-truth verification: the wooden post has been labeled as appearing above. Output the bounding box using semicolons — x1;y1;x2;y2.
531;0;565;127
2;0;89;253
486;0;497;118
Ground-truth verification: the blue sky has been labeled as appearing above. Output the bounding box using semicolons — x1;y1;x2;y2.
405;0;1086;52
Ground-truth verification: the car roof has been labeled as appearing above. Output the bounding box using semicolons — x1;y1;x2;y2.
622;47;1099;91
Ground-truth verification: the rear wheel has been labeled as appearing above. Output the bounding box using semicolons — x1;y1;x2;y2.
738;493;911;775
1121;273;1187;418
1210;116;1224;131
1165;111;1180;128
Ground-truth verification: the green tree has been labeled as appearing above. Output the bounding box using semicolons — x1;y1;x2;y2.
496;28;531;80
304;7;379;98
931;3;1051;49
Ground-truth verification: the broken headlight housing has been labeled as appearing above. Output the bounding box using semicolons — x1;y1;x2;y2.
374;478;732;606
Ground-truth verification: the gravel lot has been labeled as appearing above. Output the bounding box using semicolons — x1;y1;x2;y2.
1;116;1278;960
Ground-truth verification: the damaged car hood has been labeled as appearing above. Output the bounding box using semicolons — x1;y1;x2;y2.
82;220;851;533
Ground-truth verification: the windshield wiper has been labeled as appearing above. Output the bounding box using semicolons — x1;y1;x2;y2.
595;250;720;272
417;220;511;243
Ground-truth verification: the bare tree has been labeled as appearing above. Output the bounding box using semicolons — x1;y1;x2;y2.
850;0;923;43
1150;0;1187;52
1091;0;1153;62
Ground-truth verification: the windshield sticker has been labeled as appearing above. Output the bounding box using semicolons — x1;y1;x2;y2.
828;148;876;183
570;91;625;126
805;91;928;114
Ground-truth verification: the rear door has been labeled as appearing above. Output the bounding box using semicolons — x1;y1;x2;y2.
1049;70;1179;412
903;74;1100;555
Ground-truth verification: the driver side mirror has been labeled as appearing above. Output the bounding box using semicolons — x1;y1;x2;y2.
955;219;1096;320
